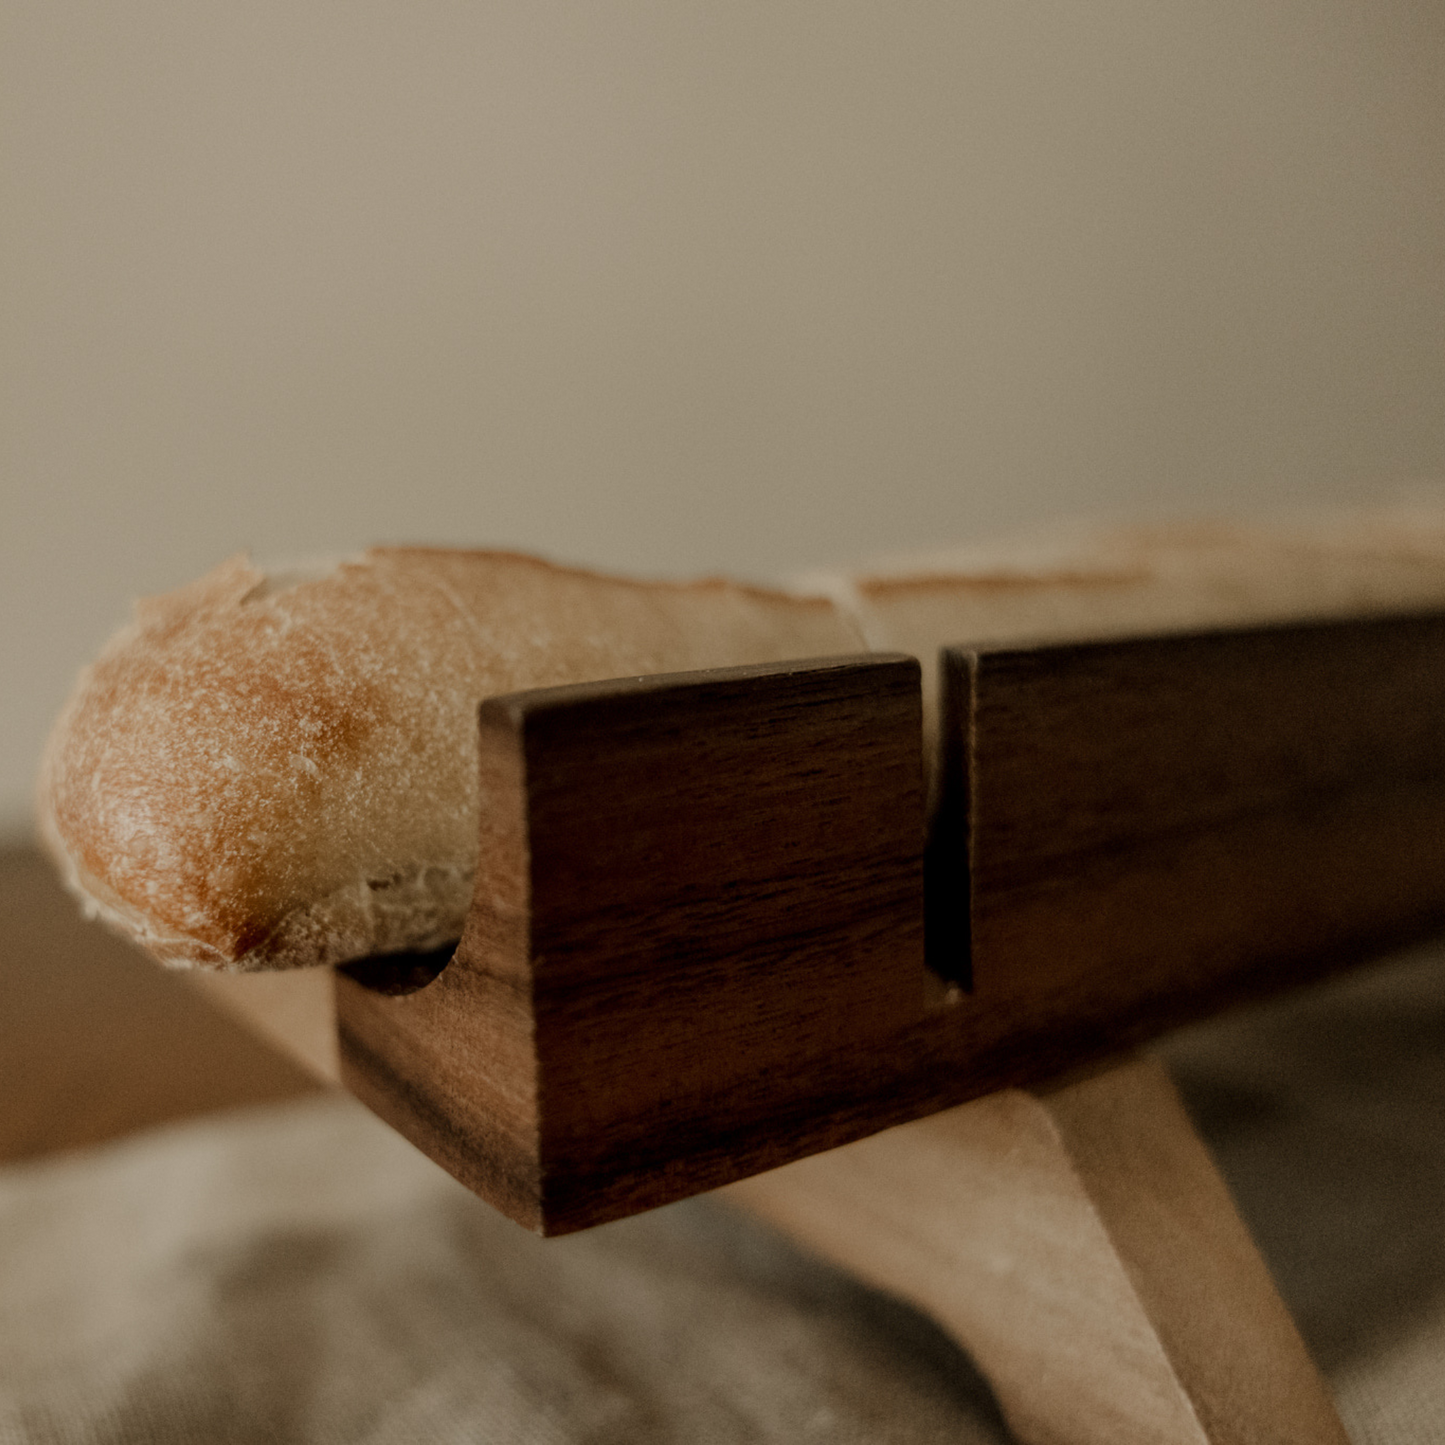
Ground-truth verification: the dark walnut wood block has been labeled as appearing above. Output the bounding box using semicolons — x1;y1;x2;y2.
336;614;1445;1235
337;655;929;1232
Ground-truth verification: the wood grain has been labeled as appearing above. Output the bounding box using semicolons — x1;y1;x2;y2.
329;611;1445;1233
336;653;927;1231
955;614;1445;1023
726;1054;1349;1445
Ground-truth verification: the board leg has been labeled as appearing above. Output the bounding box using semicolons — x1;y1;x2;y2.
723;1055;1347;1445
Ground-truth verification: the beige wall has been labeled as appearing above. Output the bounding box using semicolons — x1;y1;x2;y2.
4;0;1444;833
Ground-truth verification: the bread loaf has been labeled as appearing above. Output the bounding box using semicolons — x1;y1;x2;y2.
37;506;1445;974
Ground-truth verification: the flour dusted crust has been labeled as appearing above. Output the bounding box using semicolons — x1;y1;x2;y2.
37;506;1445;973
38;549;863;971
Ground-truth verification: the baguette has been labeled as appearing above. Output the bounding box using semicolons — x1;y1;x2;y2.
37;506;1445;974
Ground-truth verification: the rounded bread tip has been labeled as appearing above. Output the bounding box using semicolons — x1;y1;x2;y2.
35;545;869;973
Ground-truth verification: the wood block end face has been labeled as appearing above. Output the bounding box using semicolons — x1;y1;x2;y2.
520;653;929;1229
339;654;932;1232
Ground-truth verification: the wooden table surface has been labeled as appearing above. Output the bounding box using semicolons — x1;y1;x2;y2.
0;845;321;1165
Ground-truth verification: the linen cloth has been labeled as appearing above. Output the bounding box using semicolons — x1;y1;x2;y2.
1;943;1442;1444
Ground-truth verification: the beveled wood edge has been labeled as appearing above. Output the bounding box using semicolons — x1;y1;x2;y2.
477;649;919;723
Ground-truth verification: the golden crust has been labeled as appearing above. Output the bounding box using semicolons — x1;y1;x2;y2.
38;548;864;971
